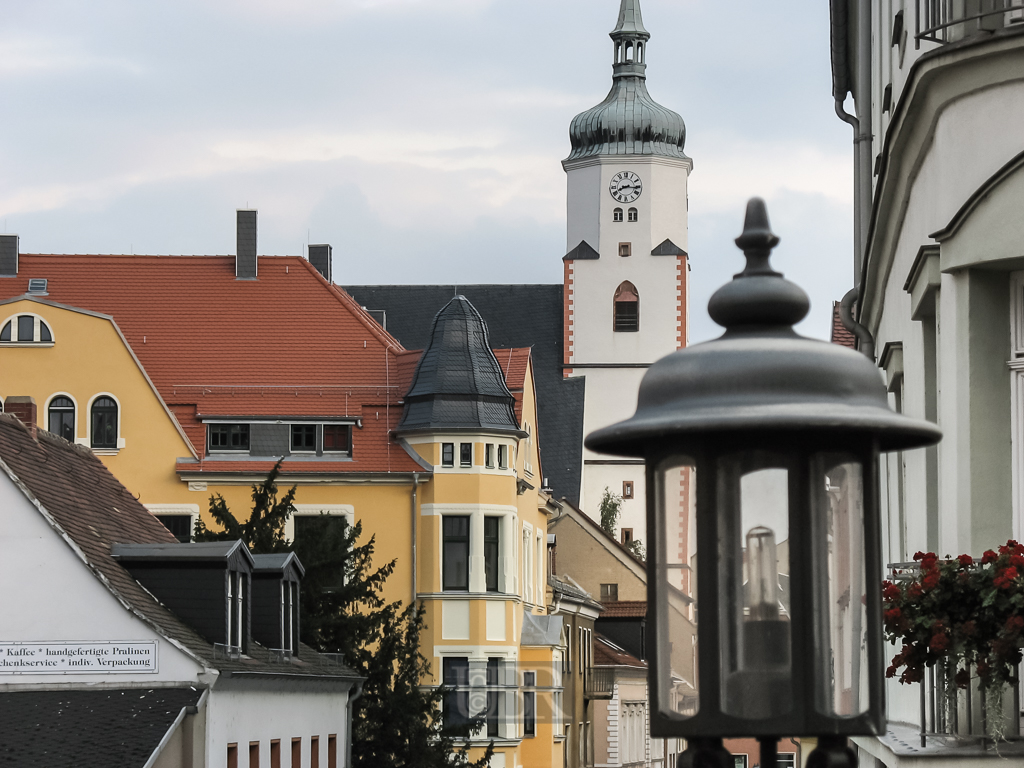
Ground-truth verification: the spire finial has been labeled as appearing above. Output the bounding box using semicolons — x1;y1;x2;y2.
612;0;650;37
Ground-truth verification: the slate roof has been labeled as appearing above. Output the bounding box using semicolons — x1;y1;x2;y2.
0;687;203;767
0;255;424;475
343;284;585;504
0;414;359;681
398;296;522;435
548;575;603;612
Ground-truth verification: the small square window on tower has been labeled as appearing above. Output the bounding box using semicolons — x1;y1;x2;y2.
618;242;631;257
622;480;634;499
460;442;472;467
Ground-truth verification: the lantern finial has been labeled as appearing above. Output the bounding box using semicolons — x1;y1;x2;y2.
708;197;810;328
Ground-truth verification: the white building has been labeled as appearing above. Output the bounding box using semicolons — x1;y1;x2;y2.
0;411;361;767
562;0;692;550
831;0;1024;762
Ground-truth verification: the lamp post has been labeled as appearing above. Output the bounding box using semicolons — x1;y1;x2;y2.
586;199;941;768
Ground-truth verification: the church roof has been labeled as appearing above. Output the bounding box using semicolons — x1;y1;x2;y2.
397;296;524;436
565;0;687;162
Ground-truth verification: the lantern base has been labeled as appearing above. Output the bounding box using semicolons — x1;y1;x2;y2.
807;736;858;768
677;738;734;768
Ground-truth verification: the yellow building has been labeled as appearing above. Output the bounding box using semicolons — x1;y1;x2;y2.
0;233;564;767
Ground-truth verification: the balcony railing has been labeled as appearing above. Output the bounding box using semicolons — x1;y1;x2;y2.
916;0;1024;47
585;667;615;699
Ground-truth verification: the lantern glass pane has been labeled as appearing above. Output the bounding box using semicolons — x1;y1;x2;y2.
812;456;869;717
654;459;699;719
718;454;793;719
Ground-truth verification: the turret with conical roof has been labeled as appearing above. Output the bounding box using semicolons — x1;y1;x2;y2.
566;0;686;161
397;296;524;436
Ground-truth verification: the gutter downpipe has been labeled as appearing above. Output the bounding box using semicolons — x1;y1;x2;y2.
835;0;877;360
411;472;420;602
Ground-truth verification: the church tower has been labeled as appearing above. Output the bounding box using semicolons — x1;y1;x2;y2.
563;0;692;550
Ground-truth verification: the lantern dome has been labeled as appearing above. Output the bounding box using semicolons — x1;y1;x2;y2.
586;198;942;454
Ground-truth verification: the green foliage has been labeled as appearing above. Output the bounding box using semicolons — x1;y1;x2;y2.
626;538;646;563
599;487;621;537
193;461;493;767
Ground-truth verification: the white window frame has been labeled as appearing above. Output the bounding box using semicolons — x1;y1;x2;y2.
0;312;54;346
85;392;125;453
145;503;200;541
1009;272;1024;540
286;504;354;542
44;391;78;440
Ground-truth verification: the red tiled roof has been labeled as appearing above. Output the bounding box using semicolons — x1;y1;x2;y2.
831;301;856;349
599;600;647;618
0;256;415;472
0;256;532;476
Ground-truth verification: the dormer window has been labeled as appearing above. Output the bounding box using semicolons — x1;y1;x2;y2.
227;570;246;652
210;424;250;452
0;314;53;344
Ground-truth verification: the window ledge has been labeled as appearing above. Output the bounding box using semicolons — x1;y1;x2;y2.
0;342;55;348
92;448;120;456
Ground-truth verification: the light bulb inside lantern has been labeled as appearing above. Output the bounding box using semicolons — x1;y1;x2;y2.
746;525;779;622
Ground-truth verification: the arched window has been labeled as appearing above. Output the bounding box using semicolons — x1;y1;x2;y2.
613;207;624;222
0;315;52;344
628;207;638;222
91;396;118;449
614;282;640;332
48;396;75;441
625;42;633;62
637;43;644;63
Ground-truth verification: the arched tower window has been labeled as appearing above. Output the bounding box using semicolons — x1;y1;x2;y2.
628;207;638;222
48;396;75;441
625;42;634;62
613;208;624;222
91;396;118;449
614;282;639;333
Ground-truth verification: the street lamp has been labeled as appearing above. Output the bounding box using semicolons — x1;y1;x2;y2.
586;199;941;768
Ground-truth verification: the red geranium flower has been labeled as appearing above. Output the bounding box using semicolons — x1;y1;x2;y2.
930;633;950;652
958;554;974;567
908;582;924;598
922;569;941;589
983;550;998;564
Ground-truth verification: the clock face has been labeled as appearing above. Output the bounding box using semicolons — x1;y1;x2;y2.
609;171;642;203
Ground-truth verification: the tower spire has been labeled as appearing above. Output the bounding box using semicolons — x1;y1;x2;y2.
610;0;650;79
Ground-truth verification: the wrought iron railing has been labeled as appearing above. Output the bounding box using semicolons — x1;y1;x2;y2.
585;667;615;698
916;0;1024;47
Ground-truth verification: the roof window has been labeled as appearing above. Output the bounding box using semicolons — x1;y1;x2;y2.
27;278;47;294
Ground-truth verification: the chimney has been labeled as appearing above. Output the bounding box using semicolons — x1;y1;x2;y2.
308;244;332;282
236;210;258;279
0;235;18;277
4;396;37;436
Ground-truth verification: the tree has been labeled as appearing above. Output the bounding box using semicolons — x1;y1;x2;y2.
599;486;621;537
597;486;645;562
194;462;493;767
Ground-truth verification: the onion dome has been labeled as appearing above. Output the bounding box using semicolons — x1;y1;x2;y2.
566;0;687;162
397;296;525;436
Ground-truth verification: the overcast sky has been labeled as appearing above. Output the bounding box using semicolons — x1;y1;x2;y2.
1;0;853;342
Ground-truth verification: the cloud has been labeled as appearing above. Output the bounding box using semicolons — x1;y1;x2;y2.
0;38;143;78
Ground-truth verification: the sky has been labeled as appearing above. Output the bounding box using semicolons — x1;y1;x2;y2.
0;0;853;342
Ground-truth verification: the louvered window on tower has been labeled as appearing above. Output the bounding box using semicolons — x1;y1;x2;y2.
614;281;640;332
614;207;624;222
